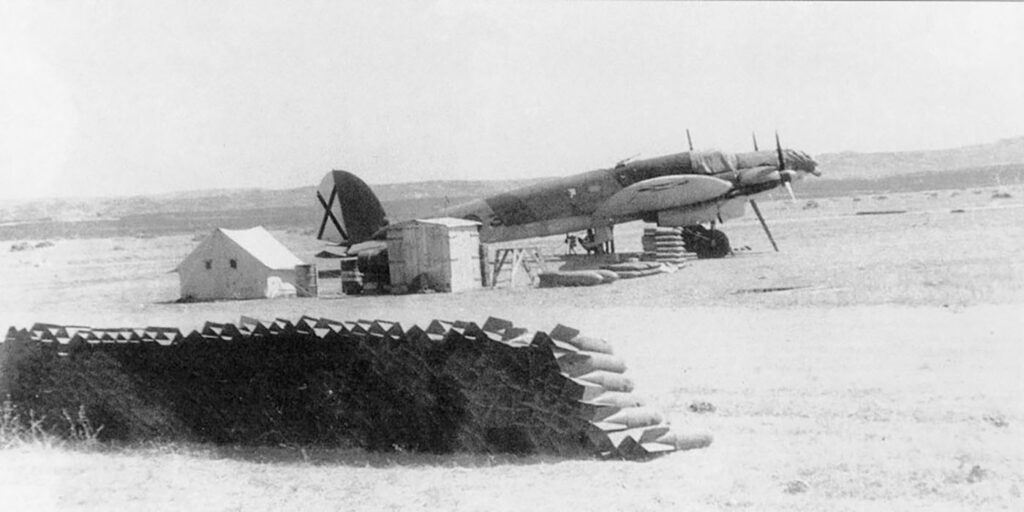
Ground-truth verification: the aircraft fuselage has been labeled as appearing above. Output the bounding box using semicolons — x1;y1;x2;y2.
442;149;815;243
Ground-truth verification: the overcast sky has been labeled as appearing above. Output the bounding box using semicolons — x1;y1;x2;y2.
2;1;1023;200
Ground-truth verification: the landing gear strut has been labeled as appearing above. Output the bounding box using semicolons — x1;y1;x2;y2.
681;225;731;259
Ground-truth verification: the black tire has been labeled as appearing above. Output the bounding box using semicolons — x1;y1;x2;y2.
682;226;731;259
700;229;731;259
681;226;709;253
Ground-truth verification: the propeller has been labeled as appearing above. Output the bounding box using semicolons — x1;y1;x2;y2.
775;131;785;170
747;131;778;251
775;131;797;201
748;198;778;252
749;130;817;252
783;181;796;201
686;129;693;151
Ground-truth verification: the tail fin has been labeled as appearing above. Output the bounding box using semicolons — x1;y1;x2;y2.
316;170;388;245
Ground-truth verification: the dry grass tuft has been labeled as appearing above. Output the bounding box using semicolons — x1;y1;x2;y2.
784;480;811;494
1;400;104;450
983;413;1009;428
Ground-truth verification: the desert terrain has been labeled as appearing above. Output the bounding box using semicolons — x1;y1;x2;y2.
1;184;1022;511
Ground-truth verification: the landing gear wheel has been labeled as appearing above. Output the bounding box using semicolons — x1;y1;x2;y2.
703;229;731;259
682;226;731;259
680;225;707;253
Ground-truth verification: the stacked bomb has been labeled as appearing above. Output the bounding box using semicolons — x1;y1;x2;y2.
599;261;667;280
544;323;711;457
2;316;710;459
641;226;689;265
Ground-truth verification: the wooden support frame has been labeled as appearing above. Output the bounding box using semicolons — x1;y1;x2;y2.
490;247;545;288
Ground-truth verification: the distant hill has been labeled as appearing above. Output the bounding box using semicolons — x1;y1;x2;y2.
0;179;546;225
797;163;1024;199
816;136;1024;180
1;137;1022;240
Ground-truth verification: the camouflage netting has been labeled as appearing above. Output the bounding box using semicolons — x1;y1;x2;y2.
1;317;711;459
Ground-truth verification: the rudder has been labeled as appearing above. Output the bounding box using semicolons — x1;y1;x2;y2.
316;170;388;245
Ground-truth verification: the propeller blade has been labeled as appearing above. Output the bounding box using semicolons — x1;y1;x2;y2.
784;181;796;201
748;199;779;252
686;129;693;151
775;131;786;170
752;132;759;151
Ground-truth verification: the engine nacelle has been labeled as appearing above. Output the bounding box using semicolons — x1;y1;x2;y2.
658;197;747;226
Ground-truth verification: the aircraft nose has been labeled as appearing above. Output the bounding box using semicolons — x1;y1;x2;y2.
782;149;819;176
795;152;820;176
804;158;820;177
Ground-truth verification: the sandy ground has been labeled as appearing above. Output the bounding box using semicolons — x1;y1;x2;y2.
1;188;1023;511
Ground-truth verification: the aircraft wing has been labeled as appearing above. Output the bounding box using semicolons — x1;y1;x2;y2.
593;175;734;218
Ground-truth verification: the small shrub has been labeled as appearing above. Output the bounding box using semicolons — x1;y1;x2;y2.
992;190;1012;199
983;413;1009;428
689;400;716;413
1;400;57;448
62;405;104;445
967;465;988;483
784;480;810;494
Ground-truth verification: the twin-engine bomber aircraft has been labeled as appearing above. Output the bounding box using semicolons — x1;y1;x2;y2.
316;133;819;258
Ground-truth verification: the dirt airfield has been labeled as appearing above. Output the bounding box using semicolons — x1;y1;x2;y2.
1;188;1023;511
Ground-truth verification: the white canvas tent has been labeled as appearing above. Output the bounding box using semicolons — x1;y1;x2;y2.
175;226;305;301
